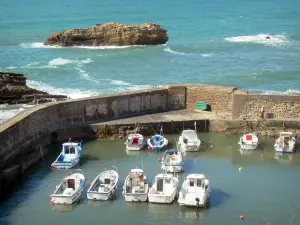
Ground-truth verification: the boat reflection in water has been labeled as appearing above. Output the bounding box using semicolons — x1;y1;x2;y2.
87;199;113;208
274;152;293;165
51;203;77;212
239;148;255;156
125;149;141;156
179;207;207;222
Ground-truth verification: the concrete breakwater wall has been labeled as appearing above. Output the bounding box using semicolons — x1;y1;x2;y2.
0;83;300;194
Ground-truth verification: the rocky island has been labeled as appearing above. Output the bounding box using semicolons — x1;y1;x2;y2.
0;72;67;104
44;22;168;46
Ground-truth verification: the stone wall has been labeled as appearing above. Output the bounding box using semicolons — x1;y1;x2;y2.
185;84;241;113
0;87;185;170
233;94;300;120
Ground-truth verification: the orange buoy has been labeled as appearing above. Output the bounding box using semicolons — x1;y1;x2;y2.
50;194;53;200
148;146;151;150
240;215;244;221
157;158;161;163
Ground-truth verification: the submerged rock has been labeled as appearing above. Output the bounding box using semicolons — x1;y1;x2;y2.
44;22;168;46
0;72;67;104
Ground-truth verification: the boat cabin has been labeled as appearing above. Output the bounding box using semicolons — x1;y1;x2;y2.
59;143;81;162
56;175;81;195
127;134;143;145
278;132;295;147
126;169;146;194
182;130;198;145
154;174;174;193
185;174;209;193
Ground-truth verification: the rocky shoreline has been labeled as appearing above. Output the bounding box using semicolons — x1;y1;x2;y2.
0;72;67;105
44;22;168;46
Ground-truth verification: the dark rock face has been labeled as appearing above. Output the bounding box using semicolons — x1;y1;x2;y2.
44;22;168;46
0;72;67;104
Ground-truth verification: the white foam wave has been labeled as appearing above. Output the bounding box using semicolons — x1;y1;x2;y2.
48;58;73;66
201;53;213;57
20;42;150;49
27;80;101;99
225;34;289;46
164;47;187;55
75;67;100;84
108;79;162;92
5;66;17;69
249;88;300;95
110;80;132;86
20;42;62;48
0;104;34;125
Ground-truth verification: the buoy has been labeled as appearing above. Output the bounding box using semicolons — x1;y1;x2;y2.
157;158;161;163
148;146;151;150
240;215;244;220
50;194;53;200
51;163;55;168
239;167;242;172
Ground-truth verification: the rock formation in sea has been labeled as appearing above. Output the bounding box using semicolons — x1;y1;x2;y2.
0;72;67;104
44;22;168;46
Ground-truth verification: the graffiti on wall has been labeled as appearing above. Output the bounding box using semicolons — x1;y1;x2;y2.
85;103;108;117
168;93;185;110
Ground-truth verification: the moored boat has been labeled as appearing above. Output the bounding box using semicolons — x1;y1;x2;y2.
148;173;178;204
125;134;146;151
274;132;296;153
178;174;210;208
51;140;82;169
238;133;259;150
50;169;85;205
177;122;201;152
87;167;119;201
123;168;149;202
161;149;184;173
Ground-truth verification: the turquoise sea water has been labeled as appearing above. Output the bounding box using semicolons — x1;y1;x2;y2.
0;0;300;122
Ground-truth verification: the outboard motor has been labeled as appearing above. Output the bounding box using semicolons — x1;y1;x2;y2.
195;197;200;209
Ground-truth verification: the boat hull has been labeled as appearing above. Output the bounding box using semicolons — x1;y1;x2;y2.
51;186;84;205
123;193;148;202
274;146;295;153
178;143;200;152
178;196;209;208
148;191;177;204
238;143;258;151
87;188;117;201
161;165;183;173
126;142;146;151
52;157;80;169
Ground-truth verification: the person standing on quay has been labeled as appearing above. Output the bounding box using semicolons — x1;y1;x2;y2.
260;105;265;119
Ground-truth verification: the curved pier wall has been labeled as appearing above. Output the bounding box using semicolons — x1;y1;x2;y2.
0;86;186;170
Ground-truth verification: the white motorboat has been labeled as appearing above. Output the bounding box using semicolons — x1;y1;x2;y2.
161;149;184;173
123;168;149;202
147;126;168;151
125;134;146;151
177;122;201;152
178;174;210;208
50;169;85;205
238;133;259;150
87;167;119;201
148;173;178;204
51;140;82;169
274;132;296;153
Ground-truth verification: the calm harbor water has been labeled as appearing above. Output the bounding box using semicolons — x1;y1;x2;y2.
1;132;300;225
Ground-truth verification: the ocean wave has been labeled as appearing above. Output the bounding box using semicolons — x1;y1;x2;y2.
48;57;92;67
27;80;101;99
224;34;289;46
0;104;34;124
20;42;152;49
164;47;187;55
20;42;62;48
108;79;162;92
249;88;300;95
75;67;100;84
164;47;213;57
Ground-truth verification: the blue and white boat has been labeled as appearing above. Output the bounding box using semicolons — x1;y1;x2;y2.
51;141;83;169
147;126;168;151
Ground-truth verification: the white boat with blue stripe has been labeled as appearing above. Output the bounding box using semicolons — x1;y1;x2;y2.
147;126;168;151
51;140;82;169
